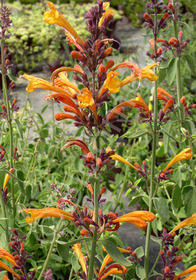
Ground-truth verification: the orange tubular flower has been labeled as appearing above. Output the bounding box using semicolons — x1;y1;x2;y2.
106;93;150;120
72;243;88;277
106;147;138;171
0;248;21;279
23;74;74;98
162;148;193;173
112;211;156;229
157;87;172;102
43;1;84;46
23;208;74;223
77;88;98;121
3;168;13;190
61;139;90;154
173;265;196;280
149;38;168;50
170;213;196;234
98;2;114;27
98;252;127;280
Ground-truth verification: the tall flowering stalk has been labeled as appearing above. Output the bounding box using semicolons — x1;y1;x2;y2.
23;1;158;278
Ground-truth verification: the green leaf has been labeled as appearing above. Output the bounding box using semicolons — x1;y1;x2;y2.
41;104;48;114
154;197;169;224
134;246;144;258
172;185;183;209
125;265;136;280
185;55;196;76
122;129;148;139
57;242;70;262
102;239;132;267
167;57;177;85
15;119;24;139
158;67;167;83
182;186;196;216
136;265;145;279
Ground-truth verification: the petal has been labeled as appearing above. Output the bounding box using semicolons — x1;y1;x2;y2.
173;265;196;280
44;2;84;46
98;254;113;277
72;243;87;275
23;208;74;223
0;260;21;279
170;213;196;234
61;139;90;154
163;148;192;172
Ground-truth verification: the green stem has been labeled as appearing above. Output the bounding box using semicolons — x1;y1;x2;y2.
172;0;184;125
37;219;62;280
144;9;158;278
0;190;9;249
1;34;15;225
88;176;99;280
148;251;160;279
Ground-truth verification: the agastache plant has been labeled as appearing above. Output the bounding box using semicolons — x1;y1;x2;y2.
21;1;159;279
0;0;192;279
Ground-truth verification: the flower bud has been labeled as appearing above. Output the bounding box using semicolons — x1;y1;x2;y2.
71;51;85;61
164;266;170;274
96;157;102;168
103;47;113;57
80;229;89;236
180;96;186;106
86;152;95;162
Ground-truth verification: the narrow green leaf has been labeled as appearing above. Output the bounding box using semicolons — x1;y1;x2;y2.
57;243;70;262
122;129;148;139
102;239;132;267
41;104;48;114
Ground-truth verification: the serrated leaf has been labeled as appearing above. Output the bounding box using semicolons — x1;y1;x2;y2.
172;185;183;209
102;239;132;267
154;197;169;224
167;57;177;85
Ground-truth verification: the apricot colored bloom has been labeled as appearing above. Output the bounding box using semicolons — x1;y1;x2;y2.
77;88;98;121
121;63;158;86
44;1;84;46
0;248;21;279
106;147;138;171
149;38;169;50
23;208;74;223
170;213;196;234
99;2;114;27
101;71;122;95
157;87;172;102
72;243;88;277
112;211;156;229
3;168;13;190
106;93;150;120
173;265;196;280
23;74;74;98
53;71;80;94
61;139;90;154
162;148;193;173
